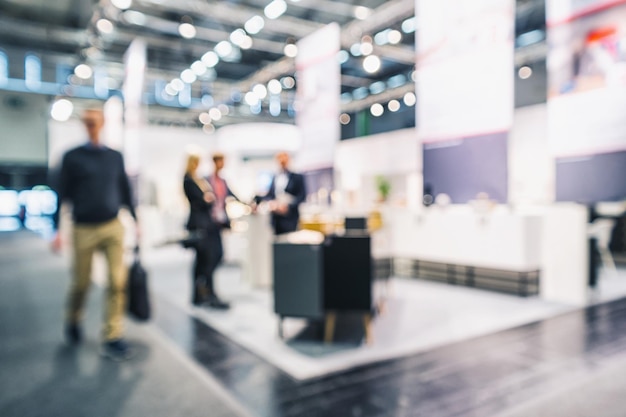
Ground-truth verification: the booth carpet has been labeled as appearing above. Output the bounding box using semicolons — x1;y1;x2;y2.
144;246;626;381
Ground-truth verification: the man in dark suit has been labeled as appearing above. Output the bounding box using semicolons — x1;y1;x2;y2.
264;152;306;235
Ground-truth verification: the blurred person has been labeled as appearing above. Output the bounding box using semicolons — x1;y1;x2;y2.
263;151;306;235
183;153;230;309
51;108;138;361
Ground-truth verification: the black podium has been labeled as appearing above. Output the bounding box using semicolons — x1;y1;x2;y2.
273;234;373;342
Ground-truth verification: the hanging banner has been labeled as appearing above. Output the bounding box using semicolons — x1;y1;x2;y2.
547;1;626;202
294;23;341;172
417;0;515;203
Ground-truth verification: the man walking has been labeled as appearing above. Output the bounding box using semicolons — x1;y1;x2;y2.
52;108;138;361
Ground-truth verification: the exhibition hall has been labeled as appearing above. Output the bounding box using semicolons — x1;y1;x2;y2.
1;0;626;416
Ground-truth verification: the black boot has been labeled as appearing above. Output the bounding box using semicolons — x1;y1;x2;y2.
192;277;209;306
207;294;230;310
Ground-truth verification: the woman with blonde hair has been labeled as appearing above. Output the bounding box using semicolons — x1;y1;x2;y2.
182;152;229;309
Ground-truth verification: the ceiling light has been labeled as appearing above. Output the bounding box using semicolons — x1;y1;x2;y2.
411;70;417;81
244;91;259;106
370;103;384;117
281;76;295;89
337;50;349;64
123;10;146;25
180;69;197;84
164;84;178;96
341;93;352;103
388;30;402;44
218;104;230;115
284;44;298;57
74;64;93;79
252;84;267;99
360;42;373;56
403;92;416;106
178;23;196;39
199;112;211;124
363;55;381;73
374;29;390;45
352;87;368;100
202;95;214;106
240;36;253;50
51;99;73;122
388;100;400;112
350;43;362;56
215;41;233;57
265;0;287;19
370;81;386;94
203;123;215;134
354;6;371;20
170;78;185;91
268;79;282;95
201;51;219;67
209;108;222;121
230;29;247;46
191;60;207;76
339;113;351;125
111;0;132;9
96;19;114;34
402;17;416;34
245;15;264;34
518;66;533;79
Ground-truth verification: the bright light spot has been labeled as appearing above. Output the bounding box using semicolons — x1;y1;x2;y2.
96;19;114;34
370;81;386;94
170;78;185;91
201;51;219;67
215;41;233;57
403;92;416;106
388;99;400;112
123;10;146;25
374;29;390;46
165;84;177;96
518;66;533;79
111;0;132;9
284;44;298;57
354;6;371;20
230;29;247;46
402;17;416;34
337;50;350;64
281;76;295;89
268;79;282;95
341;92;352;103
360;42;373;56
265;0;287;19
350;43;362;56
339;113;351;125
218;104;230;115
202;95;214;106
388;30;402;44
269;96;281;116
209;108;222;121
51;99;73;121
244;91;259;106
178;23;196;39
352;87;368;100
387;74;407;88
191;60;207;76
199;112;211;124
245;15;265;34
411;70;417;81
363;55;381;73
74;64;93;79
180;69;197;84
239;36;253;49
203;123;215;134
252;84;267;99
370;103;384;117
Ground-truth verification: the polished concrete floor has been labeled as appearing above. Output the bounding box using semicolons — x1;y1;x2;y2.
2;230;626;417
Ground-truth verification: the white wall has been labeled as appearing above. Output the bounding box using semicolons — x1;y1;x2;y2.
0;91;49;164
508;104;555;206
334;128;420;210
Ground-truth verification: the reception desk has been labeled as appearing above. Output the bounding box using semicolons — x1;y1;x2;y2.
385;205;543;295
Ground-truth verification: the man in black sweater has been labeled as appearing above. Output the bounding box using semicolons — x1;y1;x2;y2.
52;108;138;361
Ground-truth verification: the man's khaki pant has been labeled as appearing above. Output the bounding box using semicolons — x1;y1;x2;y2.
67;218;126;341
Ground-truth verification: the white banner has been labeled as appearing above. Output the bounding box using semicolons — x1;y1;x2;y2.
294;23;341;170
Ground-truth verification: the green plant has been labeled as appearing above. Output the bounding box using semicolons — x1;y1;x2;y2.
375;175;391;201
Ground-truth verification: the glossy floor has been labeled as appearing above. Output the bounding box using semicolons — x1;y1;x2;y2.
2;230;626;417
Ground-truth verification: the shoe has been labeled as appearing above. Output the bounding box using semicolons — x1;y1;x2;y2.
100;339;134;361
65;323;82;345
207;296;230;310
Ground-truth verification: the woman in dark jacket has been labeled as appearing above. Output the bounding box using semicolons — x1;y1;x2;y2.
183;153;229;309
